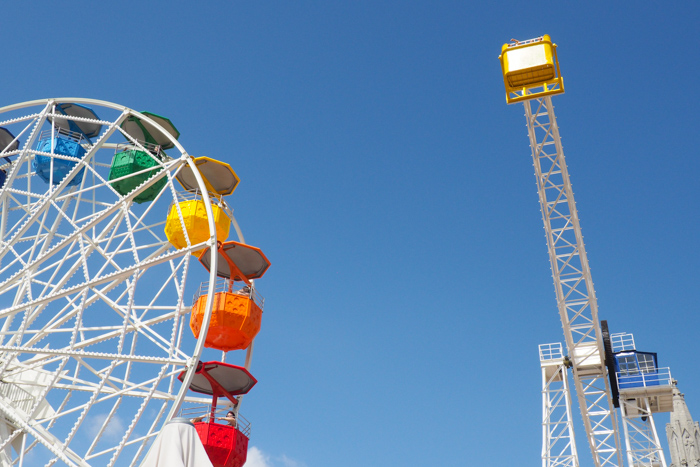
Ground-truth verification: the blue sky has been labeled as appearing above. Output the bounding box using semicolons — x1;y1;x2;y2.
2;2;700;466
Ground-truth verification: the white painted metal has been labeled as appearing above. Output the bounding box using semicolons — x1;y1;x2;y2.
611;333;636;353
620;398;667;467
540;343;580;467
0;99;238;466
613;332;671;466
523;96;623;467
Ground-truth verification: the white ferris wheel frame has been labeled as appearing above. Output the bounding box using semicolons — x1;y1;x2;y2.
0;98;248;466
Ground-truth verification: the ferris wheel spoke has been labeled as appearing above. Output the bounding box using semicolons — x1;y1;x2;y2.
0;426;22;459
9;258;186;357
9;361;182;410
0;246;30;278
0;402;86;467
1;191;59;250
86;414;163;463
18;359;82;458
86;367;185;404
15;282;120;351
0;247;189;321
0;344;187;365
40;377;159;421
124;405;167;467
84;403;125;460
55;283;139;458
105;363;169;467
14;300;88;424
0;112;44;128
3;205;133;290
11;172;183;289
0;391;87;467
139;256;188;311
3;276;90;350
4;172;163;282
85;291;185;359
26;202;56;262
121;159;184;225
44;111;114;129
128;209;167;240
3;285;186;361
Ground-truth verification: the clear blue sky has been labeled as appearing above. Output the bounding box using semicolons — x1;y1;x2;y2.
3;2;699;466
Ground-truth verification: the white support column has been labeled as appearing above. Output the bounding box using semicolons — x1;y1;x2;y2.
620;398;667;467
540;343;579;467
524;96;623;467
612;332;670;467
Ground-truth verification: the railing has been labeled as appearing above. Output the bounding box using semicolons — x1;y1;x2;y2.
38;128;85;145
114;141;165;160
611;333;636;353
171;186;226;208
0;382;37;417
616;367;672;389
178;404;251;437
539;343;564;362
193;277;265;310
505;35;545;48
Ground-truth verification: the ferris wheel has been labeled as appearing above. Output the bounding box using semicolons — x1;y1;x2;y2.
0;98;252;466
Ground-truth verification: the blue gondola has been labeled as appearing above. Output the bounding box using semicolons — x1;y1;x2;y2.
33;130;88;186
33;103;101;187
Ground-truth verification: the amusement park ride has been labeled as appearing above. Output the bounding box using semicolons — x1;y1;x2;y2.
499;36;676;467
0;99;270;466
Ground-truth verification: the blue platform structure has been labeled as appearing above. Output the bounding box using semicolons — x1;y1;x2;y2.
33;103;102;187
613;350;667;390
604;329;675;466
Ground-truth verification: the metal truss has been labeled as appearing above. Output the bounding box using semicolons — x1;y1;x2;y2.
540;343;579;467
524;96;623;467
620;398;666;467
0;99;229;466
612;333;669;467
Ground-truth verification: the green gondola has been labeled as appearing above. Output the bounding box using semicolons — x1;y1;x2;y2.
108;112;179;203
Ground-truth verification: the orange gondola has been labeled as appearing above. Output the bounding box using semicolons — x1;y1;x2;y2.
190;241;271;352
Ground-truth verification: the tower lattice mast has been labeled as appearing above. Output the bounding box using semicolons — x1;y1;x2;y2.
499;36;623;467
540;343;580;467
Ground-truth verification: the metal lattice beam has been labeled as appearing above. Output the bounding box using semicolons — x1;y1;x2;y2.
524;96;623;467
620;398;667;467
540;343;580;467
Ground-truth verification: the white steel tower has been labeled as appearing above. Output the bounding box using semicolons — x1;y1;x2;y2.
540;343;580;467
499;35;623;467
608;332;673;467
